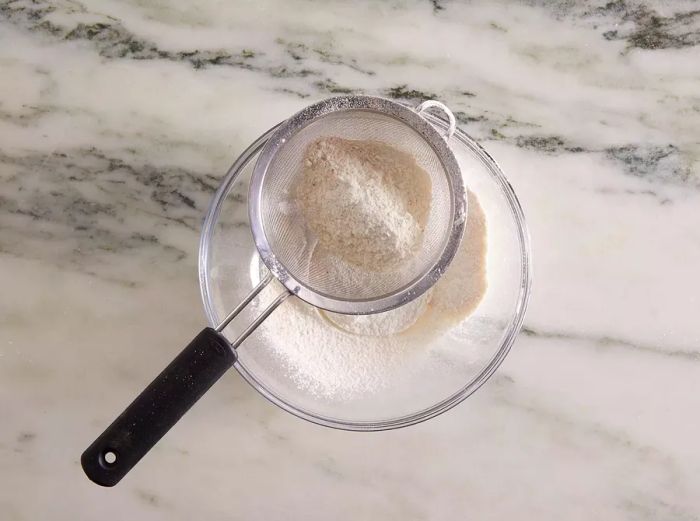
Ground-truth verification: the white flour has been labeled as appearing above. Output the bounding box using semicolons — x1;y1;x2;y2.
257;138;488;400
322;294;429;336
426;190;488;325
296;137;431;270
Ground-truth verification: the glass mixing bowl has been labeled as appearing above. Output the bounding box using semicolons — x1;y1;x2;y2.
199;112;531;430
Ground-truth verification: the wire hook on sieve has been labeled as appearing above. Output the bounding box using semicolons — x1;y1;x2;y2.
416;100;457;141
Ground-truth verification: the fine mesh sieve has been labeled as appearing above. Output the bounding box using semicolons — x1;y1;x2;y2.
249;95;467;315
81;95;466;487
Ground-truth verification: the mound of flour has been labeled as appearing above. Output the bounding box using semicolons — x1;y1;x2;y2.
295;137;431;270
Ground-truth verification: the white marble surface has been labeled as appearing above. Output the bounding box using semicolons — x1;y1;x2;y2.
1;0;699;519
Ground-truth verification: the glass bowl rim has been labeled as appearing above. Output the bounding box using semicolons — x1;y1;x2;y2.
198;112;532;431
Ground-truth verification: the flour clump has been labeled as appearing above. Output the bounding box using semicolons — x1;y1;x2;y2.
295;137;431;270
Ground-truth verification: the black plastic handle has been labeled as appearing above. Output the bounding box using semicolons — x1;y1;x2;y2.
81;327;236;487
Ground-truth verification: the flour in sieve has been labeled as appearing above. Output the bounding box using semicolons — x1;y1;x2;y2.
295;137;431;270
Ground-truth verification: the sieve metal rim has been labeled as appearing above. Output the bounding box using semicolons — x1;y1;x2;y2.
248;95;467;315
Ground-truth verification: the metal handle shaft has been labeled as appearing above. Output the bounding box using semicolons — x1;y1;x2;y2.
216;271;291;349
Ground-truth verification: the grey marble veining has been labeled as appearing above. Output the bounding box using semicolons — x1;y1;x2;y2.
1;0;699;519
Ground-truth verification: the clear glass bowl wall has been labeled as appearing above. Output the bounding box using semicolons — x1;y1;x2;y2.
199;112;531;430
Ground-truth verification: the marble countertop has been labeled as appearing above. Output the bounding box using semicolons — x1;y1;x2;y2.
1;0;699;519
